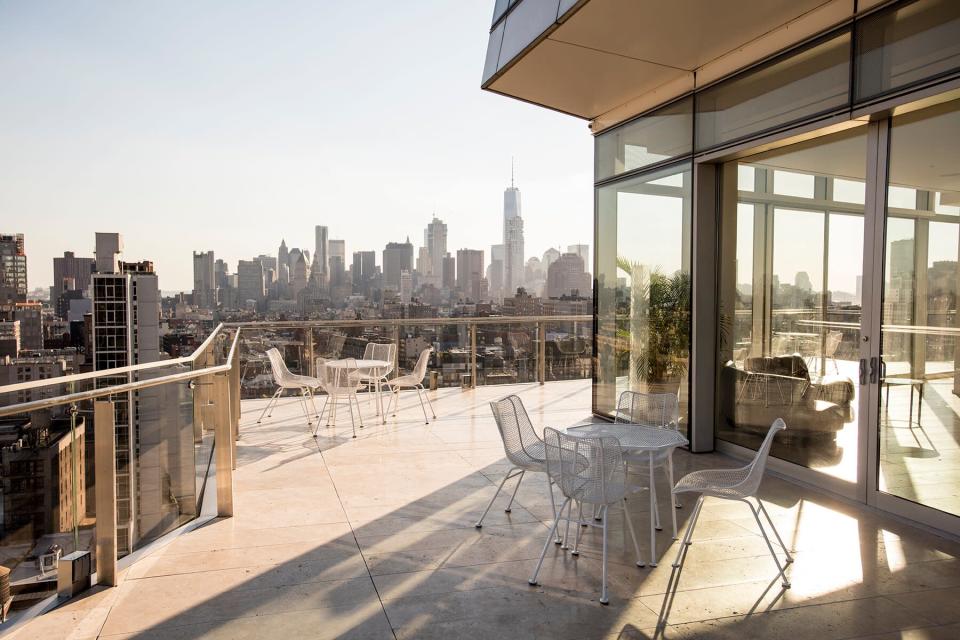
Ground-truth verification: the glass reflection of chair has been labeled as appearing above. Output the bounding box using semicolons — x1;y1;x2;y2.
670;418;793;589
528;427;644;605
615;390;683;538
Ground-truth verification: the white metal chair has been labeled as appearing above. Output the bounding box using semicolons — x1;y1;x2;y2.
529;427;644;605
670;418;793;588
385;347;435;424
314;358;363;439
615;390;683;539
358;342;397;422
256;348;322;428
823;330;842;374
475;395;558;534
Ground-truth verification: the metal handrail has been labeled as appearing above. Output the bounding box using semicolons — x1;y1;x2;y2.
0;316;590;417
0;328;241;419
0;322;226;395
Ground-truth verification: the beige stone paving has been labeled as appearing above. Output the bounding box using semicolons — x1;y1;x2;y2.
9;379;960;639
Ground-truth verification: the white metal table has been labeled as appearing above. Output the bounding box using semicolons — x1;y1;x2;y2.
326;359;392;422
567;422;688;566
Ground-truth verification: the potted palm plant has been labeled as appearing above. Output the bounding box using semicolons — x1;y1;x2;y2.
615;256;690;395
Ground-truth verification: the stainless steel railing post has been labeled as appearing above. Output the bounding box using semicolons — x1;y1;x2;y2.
538;321;546;385
470;322;477;389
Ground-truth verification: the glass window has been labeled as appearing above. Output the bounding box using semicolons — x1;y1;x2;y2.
498;0;559;69
595;163;692;434
696;33;851;151
855;0;960;102
595;97;693;180
878;98;960;517
482;22;505;83
717;126;867;483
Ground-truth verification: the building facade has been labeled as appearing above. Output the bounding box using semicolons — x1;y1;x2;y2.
483;0;960;536
383;239;414;291
0;233;27;303
191;251;217;309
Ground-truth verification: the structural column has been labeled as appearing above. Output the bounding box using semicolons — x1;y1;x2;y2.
93;400;117;587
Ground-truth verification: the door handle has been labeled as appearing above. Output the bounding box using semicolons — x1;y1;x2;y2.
869;356;878;384
859;358;867;385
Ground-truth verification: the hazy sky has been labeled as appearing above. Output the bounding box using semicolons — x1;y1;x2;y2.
0;1;593;292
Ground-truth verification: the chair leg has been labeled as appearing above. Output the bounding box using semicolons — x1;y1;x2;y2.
665;461;678;540
529;497;571;586
421;383;436;418
745;500;790;588
561;501;574;550
622;498;644;567
648;460;658;566
306;388;320;418
475;468;521;528
346;392;357;439
757;500;794;564
672;495;703;568
257;388;282;423
504;469;524;513
297;389;313;427
571;501;584;556
600;504;610;605
547;478;561;545
351;391;365;428
414;385;430;424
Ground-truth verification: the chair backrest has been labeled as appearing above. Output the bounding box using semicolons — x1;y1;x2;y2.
325;358;360;392
543;427;627;506
367;342;396;375
489;394;545;468
825;331;842;356
737;418;786;496
615;391;679;430
411;347;431;382
266;348;291;384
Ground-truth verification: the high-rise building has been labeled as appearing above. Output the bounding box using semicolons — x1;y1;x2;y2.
442;254;456;289
288;249;309;298
91;233;167;555
399;270;413;303
0;233;27;303
52;250;95;301
192;251;217;309
457;249;484;301
237;260;266;307
546;252;591;299
503;174;525;296
567;244;590;274
383;239;414;290
488;244;504;300
425;217;448;281
352;251;376;295
314;225;329;284
542;247;561;272
278;239;289;278
416;246;432;277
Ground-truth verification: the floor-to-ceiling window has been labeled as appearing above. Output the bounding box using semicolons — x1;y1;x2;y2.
593;97;694;431
717;127;867;483
878;99;960;518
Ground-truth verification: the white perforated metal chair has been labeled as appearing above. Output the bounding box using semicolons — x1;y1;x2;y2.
385;347;435;424
358;342;396;422
475;395;559;534
529;427;644;605
256;348;322;428
615;390;683;538
670;418;793;588
314;358;363;438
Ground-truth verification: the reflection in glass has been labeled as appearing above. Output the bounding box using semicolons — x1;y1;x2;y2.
717;127;866;481
595;97;693;180
879;99;960;517
595;164;692;435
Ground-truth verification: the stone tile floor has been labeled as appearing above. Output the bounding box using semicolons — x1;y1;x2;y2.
10;380;960;639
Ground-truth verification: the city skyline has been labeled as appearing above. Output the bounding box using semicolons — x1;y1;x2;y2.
0;0;593;292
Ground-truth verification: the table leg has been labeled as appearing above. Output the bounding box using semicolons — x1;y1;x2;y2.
917;381;923;428
649;451;657;567
909;382;914;428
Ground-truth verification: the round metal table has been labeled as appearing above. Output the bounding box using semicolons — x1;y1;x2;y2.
567;422;688;566
325;359;392;422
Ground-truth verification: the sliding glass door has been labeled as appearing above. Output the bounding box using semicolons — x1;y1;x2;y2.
868;99;960;530
717;127;867;494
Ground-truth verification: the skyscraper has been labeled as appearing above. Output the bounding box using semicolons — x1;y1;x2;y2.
0;233;27;303
566;244;590;275
314;225;329;284
91;232;166;555
457;249;484;301
383;239;414;291
425;217;448;281
278;239;289;280
237;260;266;307
352;250;376;294
503;170;524;296
546;252;591;298
52;251;95;297
488;244;504;300
442;254;456;289
192;251;216;309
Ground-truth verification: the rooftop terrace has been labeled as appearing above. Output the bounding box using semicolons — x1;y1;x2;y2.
10;379;960;639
